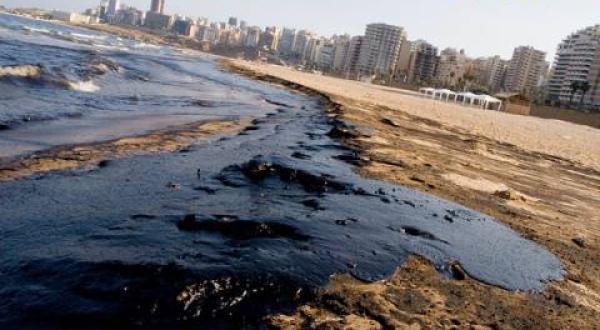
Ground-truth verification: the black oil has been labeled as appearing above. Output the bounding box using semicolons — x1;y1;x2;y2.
0;13;563;330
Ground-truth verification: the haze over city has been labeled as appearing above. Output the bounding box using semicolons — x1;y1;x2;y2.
3;0;600;59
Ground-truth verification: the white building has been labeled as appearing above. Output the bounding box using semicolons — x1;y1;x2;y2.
358;23;408;78
547;25;600;109
505;46;547;98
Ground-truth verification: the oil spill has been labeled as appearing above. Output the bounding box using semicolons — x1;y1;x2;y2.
0;66;564;329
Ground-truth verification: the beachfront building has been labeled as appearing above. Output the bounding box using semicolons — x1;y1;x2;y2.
343;36;364;79
358;23;408;79
505;46;547;98
547;25;600;110
259;26;280;52
470;55;508;93
112;7;144;26
277;28;297;56
107;0;120;17
150;0;165;14
293;30;317;59
144;11;173;30
331;35;351;73
436;48;468;88
244;26;261;49
406;40;439;85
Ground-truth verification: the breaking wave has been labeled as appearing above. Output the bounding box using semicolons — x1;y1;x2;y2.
0;64;42;79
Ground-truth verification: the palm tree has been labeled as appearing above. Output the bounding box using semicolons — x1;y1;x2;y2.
578;81;591;110
569;81;579;105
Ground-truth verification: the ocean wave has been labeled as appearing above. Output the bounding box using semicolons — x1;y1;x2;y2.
63;80;100;93
0;64;42;79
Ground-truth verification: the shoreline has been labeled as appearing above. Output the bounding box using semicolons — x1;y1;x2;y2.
0;118;249;181
224;59;600;329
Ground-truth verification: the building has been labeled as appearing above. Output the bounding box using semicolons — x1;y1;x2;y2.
277;28;297;56
107;0;120;17
407;40;439;85
173;18;196;37
481;56;508;92
144;11;173;30
505;46;547;98
393;40;412;82
228;17;238;28
260;27;280;52
244;26;261;48
113;7;143;26
293;30;317;59
343;36;364;79
150;0;165;14
436;48;468;88
547;25;600;109
50;11;93;24
358;23;407;78
331;35;351;72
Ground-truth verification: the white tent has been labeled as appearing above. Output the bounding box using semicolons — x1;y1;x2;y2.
475;95;503;111
456;92;478;105
418;87;435;98
434;89;457;102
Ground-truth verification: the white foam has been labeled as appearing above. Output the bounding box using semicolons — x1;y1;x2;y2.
0;64;41;78
68;80;100;93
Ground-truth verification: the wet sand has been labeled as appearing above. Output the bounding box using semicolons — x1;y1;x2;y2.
225;60;600;329
0;119;248;181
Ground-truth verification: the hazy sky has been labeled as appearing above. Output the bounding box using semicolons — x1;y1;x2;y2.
3;0;599;60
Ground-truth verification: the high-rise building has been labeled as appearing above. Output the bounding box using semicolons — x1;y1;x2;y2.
331;35;351;72
260;27;280;51
547;25;600;109
436;48;468;88
228;17;238;28
150;0;165;14
505;46;547;98
343;36;364;79
358;23;407;78
407;40;439;84
277;28;297;56
292;30;316;59
107;0;120;17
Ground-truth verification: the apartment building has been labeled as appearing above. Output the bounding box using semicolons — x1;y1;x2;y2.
547;25;600;109
505;46;547;98
358;23;407;78
436;48;468;88
406;40;439;84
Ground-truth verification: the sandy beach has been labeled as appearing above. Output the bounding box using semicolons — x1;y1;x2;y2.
226;60;600;329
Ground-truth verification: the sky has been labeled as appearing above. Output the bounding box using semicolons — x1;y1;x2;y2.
2;0;599;61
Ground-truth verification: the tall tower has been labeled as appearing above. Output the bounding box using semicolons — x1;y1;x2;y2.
151;0;165;14
107;0;120;16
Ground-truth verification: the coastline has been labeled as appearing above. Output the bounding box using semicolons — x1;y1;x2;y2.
223;59;600;329
3;16;599;328
0;118;249;181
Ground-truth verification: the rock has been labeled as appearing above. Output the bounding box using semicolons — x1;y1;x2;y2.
572;235;586;248
410;175;426;184
494;188;523;201
449;262;467;281
381;117;400;127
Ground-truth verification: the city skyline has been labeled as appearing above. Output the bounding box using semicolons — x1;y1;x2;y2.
3;0;600;61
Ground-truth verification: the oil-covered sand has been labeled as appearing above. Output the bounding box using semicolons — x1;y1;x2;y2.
226;61;600;329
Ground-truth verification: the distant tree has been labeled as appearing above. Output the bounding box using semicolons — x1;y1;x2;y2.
569;81;579;105
578;81;591;110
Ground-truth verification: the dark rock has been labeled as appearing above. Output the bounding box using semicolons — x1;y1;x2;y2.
381;117;400;127
572;236;586;248
449;262;467;281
